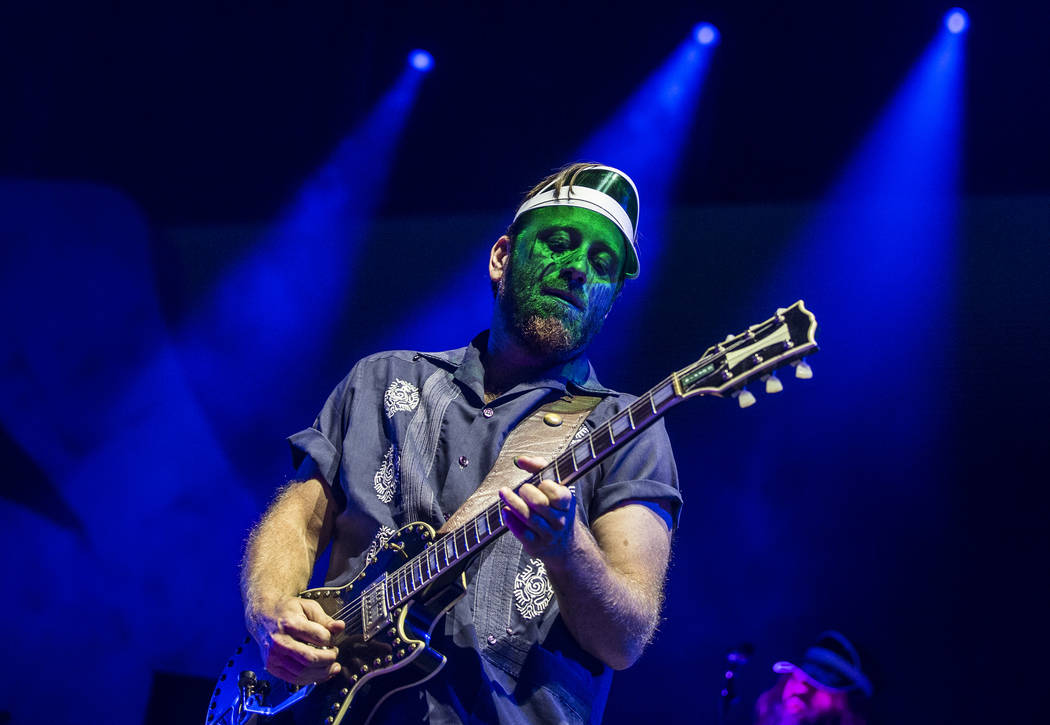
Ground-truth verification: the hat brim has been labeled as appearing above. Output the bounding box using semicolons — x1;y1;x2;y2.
772;660;871;697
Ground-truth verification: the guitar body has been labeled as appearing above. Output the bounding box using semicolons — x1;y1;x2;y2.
206;522;466;725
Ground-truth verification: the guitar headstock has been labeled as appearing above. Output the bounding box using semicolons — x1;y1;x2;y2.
674;301;818;407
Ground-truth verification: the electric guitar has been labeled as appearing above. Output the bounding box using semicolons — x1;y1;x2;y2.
205;301;819;725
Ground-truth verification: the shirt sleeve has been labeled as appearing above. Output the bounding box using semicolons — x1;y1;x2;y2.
584;414;682;530
286;368;358;510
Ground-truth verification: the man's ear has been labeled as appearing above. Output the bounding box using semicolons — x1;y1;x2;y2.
489;235;512;287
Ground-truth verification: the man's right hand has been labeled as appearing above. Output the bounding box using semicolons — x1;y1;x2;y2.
248;596;347;685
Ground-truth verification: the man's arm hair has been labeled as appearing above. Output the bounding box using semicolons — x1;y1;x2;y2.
240;477;338;623
545;500;673;670
239;477;348;685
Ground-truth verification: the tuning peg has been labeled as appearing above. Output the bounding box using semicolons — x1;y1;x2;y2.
762;373;783;394
732;388;756;408
791;360;813;379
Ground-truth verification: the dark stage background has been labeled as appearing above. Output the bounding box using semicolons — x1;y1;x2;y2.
2;2;1048;724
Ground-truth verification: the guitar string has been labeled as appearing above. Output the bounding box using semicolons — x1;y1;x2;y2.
326;502;511;629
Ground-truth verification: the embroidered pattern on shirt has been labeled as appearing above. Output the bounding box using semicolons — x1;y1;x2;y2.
366;525;397;563
513;558;554;620
383;378;420;418
373;445;399;504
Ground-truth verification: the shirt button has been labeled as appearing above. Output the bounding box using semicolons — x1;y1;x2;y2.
506;627;514;635
482;407;494;418
459;455;469;467
487;635;497;645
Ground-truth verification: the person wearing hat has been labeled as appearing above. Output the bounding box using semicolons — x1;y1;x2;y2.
754;631;873;725
238;163;681;724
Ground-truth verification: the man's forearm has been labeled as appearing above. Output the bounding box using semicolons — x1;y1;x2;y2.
240;479;333;623
542;515;665;670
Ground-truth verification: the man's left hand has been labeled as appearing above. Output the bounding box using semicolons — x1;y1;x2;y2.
499;454;576;560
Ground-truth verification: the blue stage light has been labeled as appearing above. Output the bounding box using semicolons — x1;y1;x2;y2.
408;49;434;71
945;8;968;33
694;22;719;46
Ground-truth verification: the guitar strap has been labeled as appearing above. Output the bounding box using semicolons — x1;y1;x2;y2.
439;394;602;534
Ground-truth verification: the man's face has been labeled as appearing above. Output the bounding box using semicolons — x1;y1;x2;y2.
496;206;627;359
780;671;837;718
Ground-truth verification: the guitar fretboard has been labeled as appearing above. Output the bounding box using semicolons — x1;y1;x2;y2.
377;300;818;611
382;375;682;609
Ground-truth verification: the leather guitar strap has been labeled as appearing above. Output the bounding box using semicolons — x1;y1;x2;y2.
439;394;602;534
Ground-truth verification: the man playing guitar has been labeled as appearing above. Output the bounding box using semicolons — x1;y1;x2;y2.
239;163;681;724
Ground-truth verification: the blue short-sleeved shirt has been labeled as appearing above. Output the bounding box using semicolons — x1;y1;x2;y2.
289;332;681;724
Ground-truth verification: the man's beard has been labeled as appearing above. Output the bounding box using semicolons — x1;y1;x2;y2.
496;261;611;360
515;313;576;357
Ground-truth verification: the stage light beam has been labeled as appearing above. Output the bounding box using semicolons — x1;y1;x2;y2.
409;49;434;71
945;8;968;34
694;23;720;46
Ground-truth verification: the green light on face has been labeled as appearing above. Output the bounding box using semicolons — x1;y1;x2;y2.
500;206;626;355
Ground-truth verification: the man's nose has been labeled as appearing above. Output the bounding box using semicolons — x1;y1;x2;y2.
559;256;587;286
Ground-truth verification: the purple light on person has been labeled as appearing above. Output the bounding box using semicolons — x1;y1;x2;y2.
945;8;968;34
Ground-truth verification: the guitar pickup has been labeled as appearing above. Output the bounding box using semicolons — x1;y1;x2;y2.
362;574;391;641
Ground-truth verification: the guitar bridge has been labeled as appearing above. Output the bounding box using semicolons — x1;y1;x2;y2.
362;574;391;641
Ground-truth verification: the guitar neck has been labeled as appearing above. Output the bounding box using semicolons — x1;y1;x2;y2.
383;374;684;610
381;301;819;611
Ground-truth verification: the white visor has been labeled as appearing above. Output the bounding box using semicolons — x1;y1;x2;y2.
512;165;640;278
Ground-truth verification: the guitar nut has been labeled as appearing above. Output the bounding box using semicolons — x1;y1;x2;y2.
340;688;349;696
373;658;381;666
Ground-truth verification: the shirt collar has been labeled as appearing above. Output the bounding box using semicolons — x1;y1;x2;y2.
416;330;615;398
